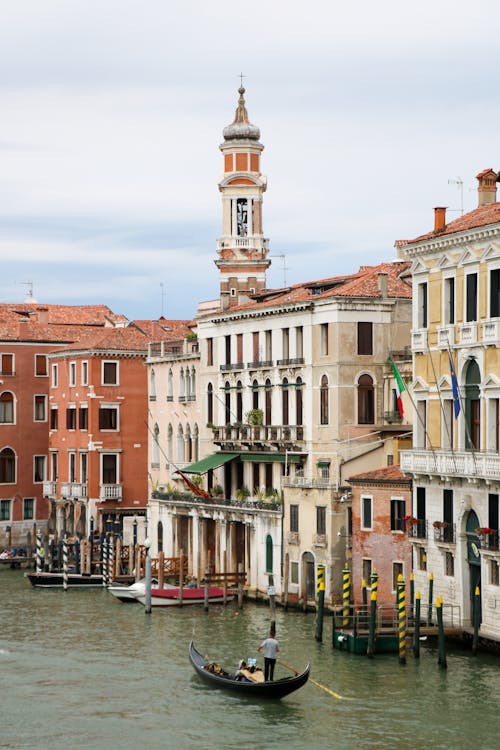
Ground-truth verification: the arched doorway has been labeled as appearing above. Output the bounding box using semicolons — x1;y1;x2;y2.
301;551;315;602
465;509;481;624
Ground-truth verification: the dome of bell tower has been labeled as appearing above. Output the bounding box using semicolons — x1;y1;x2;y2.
222;86;261;142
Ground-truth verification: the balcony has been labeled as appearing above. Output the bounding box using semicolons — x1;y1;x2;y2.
459;322;478;345
282;475;337;489
287;531;300;545
247;360;273;369
220;362;244;372
212;424;304;448
433;522;456;544
384;410;403;424
401;448;500;483
216;236;270;252
437;325;455;348
100;484;122;501
478;530;500;552
408;519;427;539
43;481;57;498
482;320;500;345
313;533;328;548
412;329;428;352
277;357;305;367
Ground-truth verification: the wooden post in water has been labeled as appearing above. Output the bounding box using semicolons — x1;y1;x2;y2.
144;541;152;615
367;591;377;658
158;550;164;590
436;596;447;669
362;578;368;628
342;564;350;627
204;551;211;612
115;536;121;579
223;551;227;605
268;574;276;633
283;552;289;611
134;544;141;583
409;572;415;625
179;549;184;606
472;585;481;655
237;562;244;609
397;573;406;665
315;563;325;642
427;572;434;626
128;543;134;575
413;592;421;658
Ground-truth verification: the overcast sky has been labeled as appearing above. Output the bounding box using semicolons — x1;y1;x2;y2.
1;1;500;321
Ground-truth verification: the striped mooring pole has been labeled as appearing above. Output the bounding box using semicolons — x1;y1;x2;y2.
413;592;421;658
36;531;42;573
367;590;377;657
62;536;68;591
427;572;434;626
397;573;406;664
370;569;379;598
108;535;114;585
362;578;368;628
342;564;351;628
436;595;447;669
409;572;415;625
102;536;108;587
315;563;325;642
472;585;481;655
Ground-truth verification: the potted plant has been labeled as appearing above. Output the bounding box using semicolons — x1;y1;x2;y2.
210;484;224;499
235;486;250;503
245;408;264;426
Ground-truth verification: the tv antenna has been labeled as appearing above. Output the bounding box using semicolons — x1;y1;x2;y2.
21;280;36;302
448;177;464;216
160;283;166;318
270;254;289;287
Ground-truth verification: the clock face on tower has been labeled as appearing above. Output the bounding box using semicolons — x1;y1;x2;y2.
236;198;248;237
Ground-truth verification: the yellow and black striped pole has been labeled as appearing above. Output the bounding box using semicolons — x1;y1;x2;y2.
367;590;377;657
361;578;368;628
436;595;447;668
427;572;434;626
413;591;421;658
315;563;325;642
342;564;351;628
397;573;406;664
409;572;414;625
472;585;481;655
370;569;378;597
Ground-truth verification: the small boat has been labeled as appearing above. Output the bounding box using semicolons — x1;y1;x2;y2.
107;577;163;602
189;641;310;699
137;585;233;607
25;571;103;588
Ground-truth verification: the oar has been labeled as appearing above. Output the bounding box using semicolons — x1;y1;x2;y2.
278;659;346;700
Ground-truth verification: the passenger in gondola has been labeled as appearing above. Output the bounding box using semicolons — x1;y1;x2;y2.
235;659;251;682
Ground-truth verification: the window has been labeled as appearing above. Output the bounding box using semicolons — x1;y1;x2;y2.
296;326;303;359
35;354;48;376
152;423;160;466
490;269;500;318
69;362;76;387
23;498;34;520
0;499;10;521
418;547;427;571
357;322;373;355
487;398;500;452
167;369;173;401
290;504;299;533
390;499;406;531
252;331;259;362
51;363;58;387
99;406;118;430
317;506;326;535
320;323;329;355
445;552;454;577
66;407;76;430
266;534;273;574
0;448;15;483
50;407;58;430
0;353;14;375
51;451;58;481
150;369;156;400
320;374;329;425
282;328;289;359
102;454;118;484
488;493;499;531
443;489;453;525
68;452;76;483
362;558;372;586
236;333;243;364
81;453;88;483
102;361;118;385
392;562;404;590
79;406;88;430
296;377;303;426
444;277;455;324
416;486;426;520
282;378;289;425
490;560;500;587
34;455;46;483
290;561;299;585
418;282;428;328
225;335;231;366
358;374;374;424
81;361;88;386
361;496;372;529
416;400;427;448
0;392;14;423
265;330;272;360
466;272;478;322
207;383;213;424
207;338;213;367
34;395;47;422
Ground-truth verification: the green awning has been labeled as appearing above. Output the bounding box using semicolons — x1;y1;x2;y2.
181;453;239;474
317;460;331;468
240;453;304;464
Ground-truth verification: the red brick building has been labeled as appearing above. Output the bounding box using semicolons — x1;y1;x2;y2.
348;465;412;608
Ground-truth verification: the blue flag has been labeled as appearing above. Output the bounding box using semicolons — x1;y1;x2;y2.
448;353;460;418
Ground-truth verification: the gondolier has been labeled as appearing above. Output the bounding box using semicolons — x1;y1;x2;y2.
258;630;279;681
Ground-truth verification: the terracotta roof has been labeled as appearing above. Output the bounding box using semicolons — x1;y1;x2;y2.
406;202;500;245
347;465;411;483
133;318;196;341
51;326;151;355
0;303;117;326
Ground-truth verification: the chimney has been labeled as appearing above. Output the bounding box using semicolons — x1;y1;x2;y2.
434;207;447;233
36;306;49;325
476;168;498;207
378;272;388;298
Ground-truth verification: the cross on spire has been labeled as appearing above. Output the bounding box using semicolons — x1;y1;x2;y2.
239;72;246;88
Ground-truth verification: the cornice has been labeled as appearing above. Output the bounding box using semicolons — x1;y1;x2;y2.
405;223;500;258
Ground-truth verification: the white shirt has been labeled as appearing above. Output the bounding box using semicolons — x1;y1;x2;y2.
260;637;279;659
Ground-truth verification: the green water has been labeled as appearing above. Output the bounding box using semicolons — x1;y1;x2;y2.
0;569;498;750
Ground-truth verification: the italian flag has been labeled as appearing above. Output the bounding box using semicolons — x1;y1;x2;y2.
392;361;406;417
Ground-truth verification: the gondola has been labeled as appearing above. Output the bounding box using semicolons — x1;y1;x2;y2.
189;641;310;699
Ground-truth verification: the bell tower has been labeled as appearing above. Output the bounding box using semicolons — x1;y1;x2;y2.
216;86;270;309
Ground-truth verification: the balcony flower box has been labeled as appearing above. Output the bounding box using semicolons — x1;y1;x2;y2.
433;521;448;529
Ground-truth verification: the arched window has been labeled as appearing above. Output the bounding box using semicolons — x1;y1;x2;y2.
358;374;375;424
236;381;243;423
0;392;14;424
177;424;184;463
465;359;481;450
282;378;289;426
207;383;214;424
265;379;272;425
186;424;192;462
179;368;185;399
167;369;173;401
152;423;160;465
224;381;231;425
193;424;199;462
0;447;15;483
191;368;196;400
296;377;303;426
266;534;273;574
252;379;259;410
157;521;164;553
150;369;156;400
320;375;329;425
167;423;173;464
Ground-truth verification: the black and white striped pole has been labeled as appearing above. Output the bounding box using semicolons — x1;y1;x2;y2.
62;535;69;591
102;536;108;587
36;531;42;573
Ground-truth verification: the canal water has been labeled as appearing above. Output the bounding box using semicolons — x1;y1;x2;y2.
1;569;499;750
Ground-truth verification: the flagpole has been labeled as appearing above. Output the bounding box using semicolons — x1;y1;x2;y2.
426;345;458;475
390;358;436;454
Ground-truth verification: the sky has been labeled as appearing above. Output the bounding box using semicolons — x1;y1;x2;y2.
2;0;500;321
